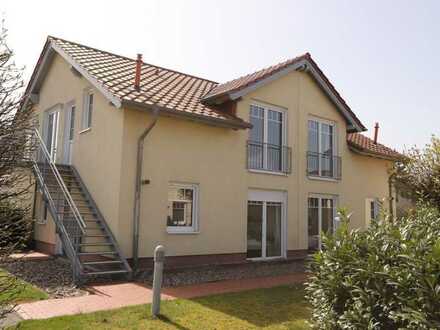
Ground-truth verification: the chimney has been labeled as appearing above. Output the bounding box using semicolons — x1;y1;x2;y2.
373;122;379;144
134;54;142;91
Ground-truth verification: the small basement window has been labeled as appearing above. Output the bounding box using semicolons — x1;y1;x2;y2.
167;183;198;233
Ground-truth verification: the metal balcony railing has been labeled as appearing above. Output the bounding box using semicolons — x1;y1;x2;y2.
306;151;342;180
247;140;291;174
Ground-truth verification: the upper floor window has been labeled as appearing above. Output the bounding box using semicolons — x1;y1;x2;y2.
167;183;199;233
82;90;94;130
307;118;341;179
247;104;291;174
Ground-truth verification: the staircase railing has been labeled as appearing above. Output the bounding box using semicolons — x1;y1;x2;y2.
32;128;86;281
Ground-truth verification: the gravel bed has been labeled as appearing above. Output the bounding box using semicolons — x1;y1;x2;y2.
0;257;88;299
139;259;306;287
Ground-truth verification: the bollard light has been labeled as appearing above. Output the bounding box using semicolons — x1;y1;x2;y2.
151;245;165;317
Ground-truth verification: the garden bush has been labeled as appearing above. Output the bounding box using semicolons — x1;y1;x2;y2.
306;206;440;329
0;200;32;251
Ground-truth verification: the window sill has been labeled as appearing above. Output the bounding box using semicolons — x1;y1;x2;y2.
248;169;289;177
79;127;91;135
166;228;200;235
307;175;339;182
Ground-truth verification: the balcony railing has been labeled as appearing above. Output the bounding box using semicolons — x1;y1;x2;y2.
247;140;291;174
307;151;341;180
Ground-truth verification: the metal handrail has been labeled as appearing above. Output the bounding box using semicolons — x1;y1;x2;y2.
246;140;292;174
32;128;86;231
306;151;342;180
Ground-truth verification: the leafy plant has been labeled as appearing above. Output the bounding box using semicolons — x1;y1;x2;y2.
306;206;440;329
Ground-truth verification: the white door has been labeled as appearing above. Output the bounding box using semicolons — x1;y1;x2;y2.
247;190;286;259
63;104;75;164
45;109;60;162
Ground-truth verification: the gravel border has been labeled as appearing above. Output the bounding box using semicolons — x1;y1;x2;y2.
139;259;306;287
0;256;88;299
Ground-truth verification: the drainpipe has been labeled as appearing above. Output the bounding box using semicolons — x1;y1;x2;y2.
132;106;159;272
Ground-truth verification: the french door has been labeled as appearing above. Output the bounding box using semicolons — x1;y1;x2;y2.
308;195;337;251
45;109;60;161
63;103;76;164
247;190;286;259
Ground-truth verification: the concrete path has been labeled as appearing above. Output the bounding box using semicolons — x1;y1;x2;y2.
16;273;307;320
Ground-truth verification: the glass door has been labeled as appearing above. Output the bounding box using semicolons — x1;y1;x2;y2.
45;110;59;162
247;200;283;259
308;196;336;251
64;104;75;164
247;201;263;258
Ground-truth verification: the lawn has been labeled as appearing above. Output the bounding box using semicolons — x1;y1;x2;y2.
0;269;48;304
12;284;311;329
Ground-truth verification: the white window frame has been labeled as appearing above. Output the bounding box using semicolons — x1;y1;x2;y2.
307;194;338;250
365;198;380;225
308;116;338;178
249;102;288;173
247;189;287;260
36;194;48;225
43;105;61;162
167;183;199;234
81;89;94;131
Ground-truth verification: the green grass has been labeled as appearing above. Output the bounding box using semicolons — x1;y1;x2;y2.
0;269;48;304
12;284;311;329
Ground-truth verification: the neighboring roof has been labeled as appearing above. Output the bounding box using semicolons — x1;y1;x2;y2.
24;37;251;129
202;53;366;133
347;133;401;160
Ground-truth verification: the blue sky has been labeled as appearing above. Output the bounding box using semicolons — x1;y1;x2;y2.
3;0;439;151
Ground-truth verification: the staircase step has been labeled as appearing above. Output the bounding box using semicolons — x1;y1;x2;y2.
83;270;128;276
82;260;122;265
79;242;113;247
78;251;118;256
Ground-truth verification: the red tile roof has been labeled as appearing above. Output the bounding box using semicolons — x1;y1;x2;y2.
47;37;250;129
202;53;366;132
203;54;309;100
347;133;401;160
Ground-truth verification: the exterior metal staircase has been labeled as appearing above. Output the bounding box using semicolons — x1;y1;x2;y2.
32;129;132;283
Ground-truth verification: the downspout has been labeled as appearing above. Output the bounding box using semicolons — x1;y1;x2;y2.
132;106;160;272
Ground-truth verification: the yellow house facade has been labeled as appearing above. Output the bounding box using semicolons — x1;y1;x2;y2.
24;37;399;279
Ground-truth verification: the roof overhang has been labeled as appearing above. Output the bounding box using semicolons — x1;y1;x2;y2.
22;38;122;111
122;100;252;130
348;144;400;161
202;58;366;133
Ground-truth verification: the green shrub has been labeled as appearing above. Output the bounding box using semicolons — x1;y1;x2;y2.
0;201;32;251
306;206;440;329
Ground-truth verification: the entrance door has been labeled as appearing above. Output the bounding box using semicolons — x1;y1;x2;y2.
63;104;75;164
247;190;285;259
308;196;337;251
45;109;60;161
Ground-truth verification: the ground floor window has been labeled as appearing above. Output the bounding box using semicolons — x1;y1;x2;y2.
167;183;198;233
308;195;337;251
247;191;285;259
366;198;380;224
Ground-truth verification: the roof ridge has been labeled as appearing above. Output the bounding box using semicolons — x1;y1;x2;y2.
47;35;219;85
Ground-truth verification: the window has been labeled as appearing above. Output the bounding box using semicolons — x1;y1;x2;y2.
36;195;48;225
307;118;340;179
366;198;380;223
82;91;94;129
167;183;198;233
308;195;337;251
247;104;290;173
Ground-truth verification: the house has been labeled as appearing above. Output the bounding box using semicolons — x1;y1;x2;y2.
24;36;400;281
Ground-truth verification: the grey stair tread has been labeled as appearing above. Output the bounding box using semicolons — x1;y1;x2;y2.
78;251;118;255
82;260;122;265
79;242;113;246
83;270;128;276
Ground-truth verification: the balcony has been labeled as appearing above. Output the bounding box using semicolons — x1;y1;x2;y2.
307;152;341;180
247;140;291;174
